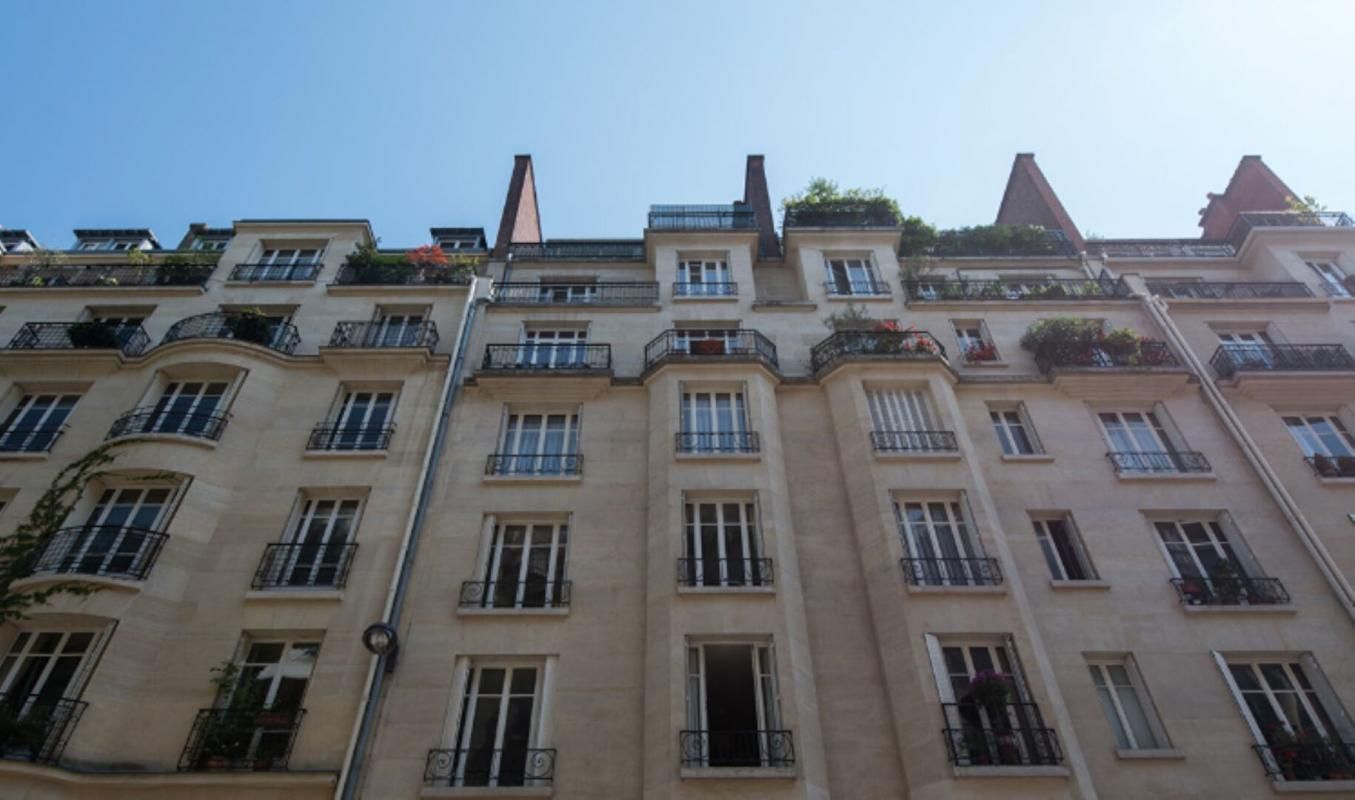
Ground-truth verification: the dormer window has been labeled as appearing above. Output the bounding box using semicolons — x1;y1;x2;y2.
430;228;487;252
73;230;157;252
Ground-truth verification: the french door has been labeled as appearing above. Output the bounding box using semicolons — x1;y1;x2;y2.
0;630;97;712
673;328;738;354
150;381;229;436
372;313;424;347
278;499;360;587
938;642;1047;765
1307;261;1349;298
519;329;587;368
1098;411;1179;471
683;500;764;587
1228;660;1340;747
60;487;173;576
1154;519;1244;581
0;394;78;452
825;257;879;294
257;248;320;280
678;260;731;295
497;413;579;474
221;640;318;763
537;283;597;303
483;522;568;608
453;664;542;786
334;391;394;449
867;389;936;431
1283;415;1355;458
1218;331;1275;368
685;644;782;767
92;315;145;347
894;500;983;585
680;391;748;452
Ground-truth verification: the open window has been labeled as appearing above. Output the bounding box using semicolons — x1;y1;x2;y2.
682;641;790;768
824;254;885;296
1283;412;1355;478
1031;514;1097;582
1151;513;1287;606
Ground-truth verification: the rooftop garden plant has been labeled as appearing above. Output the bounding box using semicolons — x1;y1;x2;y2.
782;178;909;228
343;242;479;285
1021;317;1173;368
900;224;1067;258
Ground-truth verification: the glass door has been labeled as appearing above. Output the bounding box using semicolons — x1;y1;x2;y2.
453;665;541;786
150;381;228;437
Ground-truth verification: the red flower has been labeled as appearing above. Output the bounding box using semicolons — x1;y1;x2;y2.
405;244;449;267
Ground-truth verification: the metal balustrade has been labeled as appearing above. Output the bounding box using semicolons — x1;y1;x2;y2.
648;204;756;231
824;279;891;297
178;708;306;771
675;431;760;454
458;579;572;609
481;343;611;372
871;430;957;453
784;202;899;228
329;321;439;350
162;313;300;355
673;281;737;297
491;281;658;305
0;263;214;288
8;322;149;356
678;730;795;768
1146;280;1312;300
1106;450;1211;474
0;426;66;453
1306;455;1355;479
333;263;473;286
253;543;359;589
229;263;319;282
677;557;774;588
810;330;945;373
507;241;646;261
1092;239;1236;258
941;702;1062;767
1210;343;1355;378
1170;576;1290;606
0;693;87;764
27;525;167;581
107;407;230;441
307;424;394;451
900;557;1002;587
424;747;557;787
1254;740;1355;782
484;453;582;476
903;277;1129;302
1034;340;1178;372
644;329;779;371
1228;211;1355;248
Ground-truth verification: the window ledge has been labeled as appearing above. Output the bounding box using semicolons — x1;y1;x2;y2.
680;766;797;780
1272;779;1355;793
961;360;1008;368
420;787;553;799
750;301;817;312
0;451;53;461
109;432;219;450
1114;471;1217;482
1001;453;1054;463
677;585;776;596
1316;476;1355;485
303;448;389;459
223;279;317;288
825;294;892;302
873;451;963;462
456;607;570;617
952;765;1070;779
906;584;1006;595
1181;603;1297;615
675;451;762;463
10;573;143;594
1049;579;1111;591
673;295;739;303
1116;748;1185;760
244;589;345;602
483;474;583;485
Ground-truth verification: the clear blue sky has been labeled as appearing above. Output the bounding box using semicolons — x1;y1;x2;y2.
4;0;1354;248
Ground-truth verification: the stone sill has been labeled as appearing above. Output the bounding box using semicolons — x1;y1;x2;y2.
680;766;796;780
873;450;962;462
1316;476;1355;485
482;474;583;485
672;295;739;303
1001;453;1055;463
1181;603;1297;615
962;360;1008;368
1049;579;1111;591
303;449;389;460
677;585;775;596
1272;779;1355;794
952;765;1070;779
223;280;317;288
456;607;570;618
0;451;52;461
420;787;552;799
10;574;143;594
906;584;1006;595
824;294;892;303
750;302;816;312
328;283;470;296
110;432;219;450
0;760;337;788
675;451;762;463
244;589;345;602
1116;748;1185;760
1114;471;1217;482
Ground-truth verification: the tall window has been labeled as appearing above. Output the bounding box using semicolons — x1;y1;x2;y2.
677;259;732;296
989;404;1039;455
371;311;426;347
329;390;395;450
0;630;98;709
825;256;882;295
954;321;998;362
929;638;1056;767
257;248;320;280
493;411;581;475
475;521;569;608
673;328;738;354
90;313;147;348
1153;517;1280;605
684;643;787;767
682;499;767;587
1088;658;1167;751
262;498;361;588
450;663;546;787
894;500;990;586
1284;414;1355;458
1222;656;1355;781
1032;516;1096;581
1098;410;1188;472
1307;260;1349;298
43;486;175;579
536;280;597;304
147;380;230;437
680;390;750;453
1217;330;1276;369
868;388;949;451
0;394;78;452
518;329;588;368
205;639;318;766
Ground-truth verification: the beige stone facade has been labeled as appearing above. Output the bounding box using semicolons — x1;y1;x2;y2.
4;155;1355;800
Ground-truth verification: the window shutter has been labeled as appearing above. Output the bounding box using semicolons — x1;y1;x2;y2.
1002;636;1035;704
1211;651;1264;745
923;634;955;703
1300;653;1355;741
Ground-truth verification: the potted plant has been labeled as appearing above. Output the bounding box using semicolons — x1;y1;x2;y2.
1266;725;1301;780
1337;456;1355;477
968;670;1012;711
197;660;270;770
67;321;121;349
1178;576;1208;604
691;339;726;356
225;308;274;345
0;702;53;759
1312;454;1339;478
965;341;1000;363
158;254;211;286
1209;560;1244;605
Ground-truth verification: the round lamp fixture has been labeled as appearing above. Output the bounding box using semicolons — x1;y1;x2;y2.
362;622;399;657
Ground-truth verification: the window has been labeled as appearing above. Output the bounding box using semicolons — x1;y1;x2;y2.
196;638;317;767
1032;516;1096;581
1307;260;1349;298
146;380;230;438
677;259;732;296
449;662;547;786
39;485;176;580
437;236;481;251
673;328;738;355
1153;517;1280;604
372;310;427;347
868;388;950;452
261;498;361;588
989;404;1040;455
323;390;395;450
536;280;597;304
1098;410;1192;473
1088;658;1167;751
682;499;767;587
192;238;229;252
256;248;321;281
492;411;581;475
0;630;99;708
1218;330;1277;369
894;499;993;586
684;643;788;768
1284;414;1355;458
954;321;999;363
472;521;569;608
0;394;79;453
517;328;589;368
679;389;751;453
825;256;883;295
89;312;147;348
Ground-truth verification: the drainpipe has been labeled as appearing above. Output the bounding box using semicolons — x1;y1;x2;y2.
335;276;483;800
1133;281;1355;621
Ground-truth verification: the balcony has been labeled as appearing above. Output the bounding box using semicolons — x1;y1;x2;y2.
648;204;756;231
941;702;1062;767
0;262;214;289
425;747;557;788
674;281;737;298
901;557;1001;588
903;277;1129;303
333;262;473;286
675;431;760;455
107;407;230;442
921;226;1078;258
507;240;645;261
178;708;306;771
810;330;946;374
485;453;582;477
644;330;779;372
825;279;891;298
25;525;168;582
458;579;572;610
1107;450;1211;475
481;343;611;373
0;426;65;454
307;424;394;452
1034;340;1178;373
1306;455;1355;479
228;262;319;282
491;281;658;306
1227;210;1355;248
162;313;300;355
679;730;795;769
871;429;957;453
678;557;774;588
252;542;359;590
8;321;149;357
1254;740;1355;783
1170;576;1290;607
0;692;87;765
1210;344;1355;378
1092;239;1236;259
329;321;439;350
1145;280;1313;300
784;201;899;228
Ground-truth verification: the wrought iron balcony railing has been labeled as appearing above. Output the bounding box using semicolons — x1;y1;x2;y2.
1145;280;1313;300
930;229;1078;258
673;281;737;297
871;429;957;453
0;263;214;288
1254;740;1355;782
784;201;899;228
810;330;946;373
162;313;300;355
1228;211;1355;248
1306;455;1355;479
253;543;358;590
644;330;779;371
0;692;87;765
8;322;149;356
1209;343;1355;378
901;557;1002;587
333;263;474;286
675;431;760;454
458;579;571;609
491;281;659;305
307;424;394;451
178;707;306;771
0;426;66;453
1170;576;1290;606
329;321;439;350
481;343;611;372
1092;239;1236;259
903;277;1129;303
107;407;230;442
648;204;757;231
425;747;557;787
941;702;1062;767
229;262;320;282
507;241;646;261
26;525;167;582
825;279;891;297
1034;341;1178;373
1106;450;1211;474
485;453;582;477
679;730;795;768
677;557;774;588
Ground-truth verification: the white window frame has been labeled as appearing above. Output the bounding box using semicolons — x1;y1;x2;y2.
495;409;582;474
1032;515;1096;581
684;641;783;767
0;628;106;713
680;386;750;452
1087;656;1169;751
449;659;548;787
682;497;764;587
517;326;589;368
867;387;936;432
1307;260;1348;297
677;259;732;296
988;403;1041;455
894;497;985;585
824;255;882;295
1283;413;1355;458
479;519;570;608
0;393;80;451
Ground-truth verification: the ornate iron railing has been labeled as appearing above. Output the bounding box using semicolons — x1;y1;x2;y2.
903;277;1128;302
485;453;582;476
679;730;794;768
649;204;756;231
1228;211;1355;248
0;692;87;764
901;557;1002;587
253;543;358;590
1106;450;1211;474
458;579;571;609
162;313;300;355
674;281;737;297
1253;740;1355;782
229;262;319;282
333;263;474;286
8;321;149;356
1306;455;1355;479
481;343;611;371
810;330;945;373
1210;343;1355;378
0;425;65;453
27;525;167;581
328;321;439;350
1093;239;1236;259
1145;281;1312;300
0;263;214;288
1170;576;1290;606
491;281;659;305
1034;340;1178;373
677;557;774;588
784;201;899;228
644;329;779;371
824;279;891;297
929;229;1078;258
178;708;306;771
507;241;646;261
307;424;394;451
675;431;760;454
424;747;557;787
107;407;230;441
941;702;1062;766
871;429;957;453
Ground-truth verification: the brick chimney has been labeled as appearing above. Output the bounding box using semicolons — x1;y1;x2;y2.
743;155;781;259
1197;156;1297;240
493;155;543;259
995;153;1085;252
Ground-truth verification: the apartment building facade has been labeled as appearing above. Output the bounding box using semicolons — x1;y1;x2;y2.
2;153;1355;800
